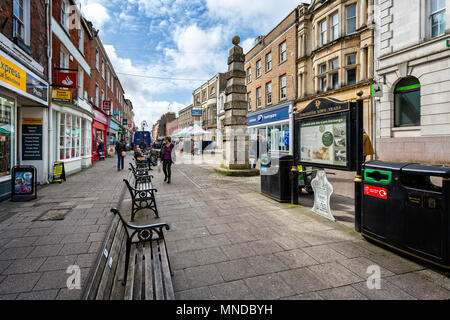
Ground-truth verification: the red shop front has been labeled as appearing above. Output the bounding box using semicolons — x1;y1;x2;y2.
92;108;108;162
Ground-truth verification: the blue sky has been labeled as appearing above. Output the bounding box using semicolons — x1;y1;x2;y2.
77;0;310;127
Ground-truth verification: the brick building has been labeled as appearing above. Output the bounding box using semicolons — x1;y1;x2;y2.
245;9;298;157
166;118;179;136
0;0;50;199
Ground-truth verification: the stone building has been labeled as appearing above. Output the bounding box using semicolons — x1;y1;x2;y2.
157;112;176;137
374;0;450;164
245;9;298;157
178;104;194;129
166;118;178;136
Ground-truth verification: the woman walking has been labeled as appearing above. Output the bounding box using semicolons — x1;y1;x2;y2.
160;136;175;183
116;139;126;171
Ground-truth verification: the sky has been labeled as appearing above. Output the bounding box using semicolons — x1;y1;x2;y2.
76;0;311;128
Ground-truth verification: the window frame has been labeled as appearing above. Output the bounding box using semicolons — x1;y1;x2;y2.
394;77;421;127
266;81;272;105
256;87;262;107
247;67;252;83
247;92;252;110
279;74;287;100
13;0;30;45
320;19;327;46
279;41;287;63
346;4;357;35
256;59;262;78
331;12;339;41
430;0;446;38
266;52;272;72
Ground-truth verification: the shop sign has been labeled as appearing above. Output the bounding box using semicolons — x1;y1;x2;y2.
248;106;289;126
192;109;202;116
128;123;132;127
52;162;66;183
103;100;111;111
114;110;120;116
364;185;388;200
26;73;48;102
122;118;128;126
0;54;27;92
22;118;43;160
51;89;72;103
57;72;77;88
311;170;335;222
109;120;120;131
94;109;108;125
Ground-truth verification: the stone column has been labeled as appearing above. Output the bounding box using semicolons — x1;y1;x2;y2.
215;36;259;176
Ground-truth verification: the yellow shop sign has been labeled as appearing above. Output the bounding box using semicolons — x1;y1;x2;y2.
51;89;72;103
0;54;27;92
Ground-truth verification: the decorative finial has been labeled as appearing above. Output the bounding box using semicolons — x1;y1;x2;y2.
232;36;240;46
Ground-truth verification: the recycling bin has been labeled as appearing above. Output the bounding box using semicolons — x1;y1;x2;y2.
260;153;293;202
362;161;450;269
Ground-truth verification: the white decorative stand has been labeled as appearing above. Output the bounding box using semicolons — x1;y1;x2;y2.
311;170;335;222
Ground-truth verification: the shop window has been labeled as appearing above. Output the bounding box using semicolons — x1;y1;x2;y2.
0;95;15;177
59;113;82;160
394;77;421;127
430;0;446;38
346;4;357;35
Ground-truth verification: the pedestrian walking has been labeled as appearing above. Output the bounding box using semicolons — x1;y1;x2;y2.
97;139;105;160
159;136;176;184
363;130;375;162
116;139;126;171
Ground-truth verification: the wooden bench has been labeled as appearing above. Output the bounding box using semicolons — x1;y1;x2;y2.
83;208;174;300
133;157;149;170
124;171;159;221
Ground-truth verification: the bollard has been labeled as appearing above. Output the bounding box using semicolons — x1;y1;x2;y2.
291;166;299;205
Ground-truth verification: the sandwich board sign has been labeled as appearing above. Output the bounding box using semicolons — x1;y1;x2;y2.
311;170;335;222
52;162;66;183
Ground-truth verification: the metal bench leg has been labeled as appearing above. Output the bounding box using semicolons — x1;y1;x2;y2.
150;190;159;218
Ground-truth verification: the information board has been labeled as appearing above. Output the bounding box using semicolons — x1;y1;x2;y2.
22;118;43;160
300;115;347;167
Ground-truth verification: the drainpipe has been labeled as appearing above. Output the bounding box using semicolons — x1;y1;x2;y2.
46;0;53;183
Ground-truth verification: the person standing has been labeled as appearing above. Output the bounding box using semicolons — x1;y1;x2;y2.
363;130;375;162
159;136;175;183
116;139;125;171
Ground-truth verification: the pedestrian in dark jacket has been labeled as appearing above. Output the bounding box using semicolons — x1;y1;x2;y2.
97;140;105;160
116;139;125;171
159;136;175;183
139;141;147;151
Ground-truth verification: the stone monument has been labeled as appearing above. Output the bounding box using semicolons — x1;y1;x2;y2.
214;36;259;176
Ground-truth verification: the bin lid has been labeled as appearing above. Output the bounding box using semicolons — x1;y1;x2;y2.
402;163;450;177
363;160;410;172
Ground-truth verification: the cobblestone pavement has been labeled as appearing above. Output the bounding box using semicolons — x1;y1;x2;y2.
0;154;449;300
0;155;129;300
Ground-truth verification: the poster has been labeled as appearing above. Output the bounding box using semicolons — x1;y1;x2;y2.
300;115;347;167
52;161;66;183
22;118;43;160
14;171;33;194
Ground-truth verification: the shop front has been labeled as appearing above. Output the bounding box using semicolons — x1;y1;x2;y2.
247;101;294;166
92;108;108;162
0;50;49;200
108;117;120;156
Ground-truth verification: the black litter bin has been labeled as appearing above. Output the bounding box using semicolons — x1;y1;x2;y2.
260;153;293;203
362;161;450;269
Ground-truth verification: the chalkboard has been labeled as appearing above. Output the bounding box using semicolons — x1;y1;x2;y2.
52;162;66;183
22;119;43;160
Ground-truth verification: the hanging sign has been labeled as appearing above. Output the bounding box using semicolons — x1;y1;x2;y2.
122;118;128;126
103;100;111;111
22;118;43;160
51;89;72;103
52;162;66;183
311;170;335;222
57;72;77;88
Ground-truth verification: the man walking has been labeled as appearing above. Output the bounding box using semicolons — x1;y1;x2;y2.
116;139;126;171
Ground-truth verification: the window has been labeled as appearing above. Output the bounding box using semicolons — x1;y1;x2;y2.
102;60;105;79
60;48;69;69
95;49;99;70
111;77;114;92
346;54;357;65
79;28;84;54
247;92;252;110
319;63;327;92
59;113;82;160
320;20;327;46
331;72;339;90
346;54;357;85
78;68;83;99
266;82;272;105
280;74;287;100
13;0;29;45
61;0;70;31
210;87;215;95
256;60;262;77
256;87;262;107
266;52;272;72
395;77;421;127
346;4;357;35
107;69;110;88
331;13;339;41
101;90;104;108
320;63;327;74
430;0;446;38
95;84;99;106
330;58;339;70
279;41;287;63
247;68;252;83
0;95;15;177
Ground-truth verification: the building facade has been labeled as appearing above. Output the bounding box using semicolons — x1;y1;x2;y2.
178;104;194;129
166;118;178;136
245;9;298;156
374;0;450;164
0;0;50;200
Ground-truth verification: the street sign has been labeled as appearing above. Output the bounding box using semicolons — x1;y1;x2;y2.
371;83;383;98
103;100;111;111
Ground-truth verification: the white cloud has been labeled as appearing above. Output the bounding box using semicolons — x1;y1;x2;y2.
241;37;255;55
80;3;110;29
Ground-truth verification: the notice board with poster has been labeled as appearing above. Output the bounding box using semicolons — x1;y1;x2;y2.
22;118;43;160
294;97;356;171
52;161;66;183
11;165;37;201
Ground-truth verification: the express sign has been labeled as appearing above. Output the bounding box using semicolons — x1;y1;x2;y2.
364;185;388;200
